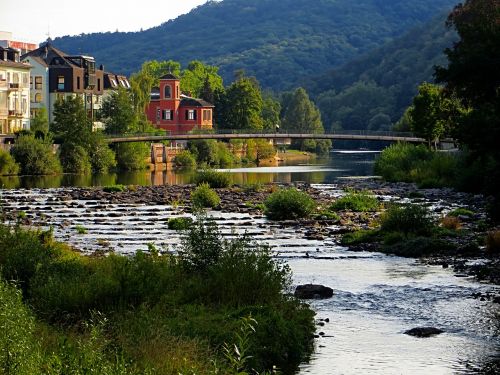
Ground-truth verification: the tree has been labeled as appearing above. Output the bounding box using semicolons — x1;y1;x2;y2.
11;135;61;175
30;107;49;137
281;87;329;151
262;94;281;132
181;61;224;98
218;76;264;131
101;87;137;134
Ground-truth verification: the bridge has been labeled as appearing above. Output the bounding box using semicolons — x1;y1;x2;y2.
103;130;426;144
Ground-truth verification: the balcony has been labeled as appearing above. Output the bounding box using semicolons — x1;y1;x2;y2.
8;83;20;91
8;109;23;117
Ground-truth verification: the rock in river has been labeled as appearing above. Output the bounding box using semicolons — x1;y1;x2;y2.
294;284;334;299
404;327;444;337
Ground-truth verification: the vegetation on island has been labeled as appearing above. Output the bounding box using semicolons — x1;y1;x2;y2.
0;218;315;374
264;188;316;220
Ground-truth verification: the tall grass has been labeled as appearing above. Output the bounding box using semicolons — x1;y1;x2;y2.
264;188;316;220
193;168;231;188
330;190;379;212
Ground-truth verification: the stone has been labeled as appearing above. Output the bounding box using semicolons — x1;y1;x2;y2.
404;327;444;337
294;284;334;299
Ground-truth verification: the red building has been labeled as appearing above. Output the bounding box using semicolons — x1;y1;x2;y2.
145;73;214;133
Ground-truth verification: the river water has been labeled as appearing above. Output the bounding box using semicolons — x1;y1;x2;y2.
1;150;499;374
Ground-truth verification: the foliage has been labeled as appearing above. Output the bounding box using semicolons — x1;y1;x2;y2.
101;87;138;134
440;216;462;230
172;150;197;169
0;148;19;175
75;225;88;234
380;204;435;237
103;184;126;193
114;142;149;171
88;134;117;173
281;87;325;151
181;60;224;98
188;139;218;165
30;107;50;136
11;135;62;175
448;208;474;217
382;236;456;257
0;279;41;375
264;188;316;220
255;140;276;162
167;217;194;231
486;230;500;254
52;0;457;91
193;168;231;188
374;143;460;187
340;229;379;246
217;76;264;131
191;183;221;209
330;190;379;212
59;142;92;174
262;93;281;132
216;142;236;167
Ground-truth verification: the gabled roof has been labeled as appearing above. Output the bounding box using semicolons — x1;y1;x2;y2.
160;73;179;80
21;41;78;68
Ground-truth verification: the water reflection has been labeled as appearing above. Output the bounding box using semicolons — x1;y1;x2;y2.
0;151;379;189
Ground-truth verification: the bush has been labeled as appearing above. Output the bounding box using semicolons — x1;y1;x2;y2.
191;183;220;209
172;150;197;169
0;279;41;374
216;142;236;167
448;208;474;217
11;135;62;175
114;142;149;171
103;184;126;193
193;169;231;188
441;216;462;230
0;148;19;175
167;217;193;230
382;236;456;257
486;230;500;253
380;204;435;236
330;190;379;212
264;188;316;220
88;135;117;173
59;142;92;173
340;229;379;246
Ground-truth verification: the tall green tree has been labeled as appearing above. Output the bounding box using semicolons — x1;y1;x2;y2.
262;94;281;132
218;76;264;130
11;135;61;175
101;88;137;135
181;61;224;98
30;107;49;137
435;0;500;217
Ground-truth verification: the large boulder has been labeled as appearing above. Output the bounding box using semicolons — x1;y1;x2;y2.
294;284;334;299
404;327;444;337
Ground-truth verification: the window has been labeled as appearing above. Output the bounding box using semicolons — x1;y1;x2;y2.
22;98;27;114
156;108;161;121
22;73;28;85
35;76;42;90
111;78;117;87
77;76;81;90
57;76;65;90
34;93;42;103
176;85;179;98
203;110;212;121
163;109;173;120
30;76;33;89
186;109;196;120
97;78;101;91
164;85;171;99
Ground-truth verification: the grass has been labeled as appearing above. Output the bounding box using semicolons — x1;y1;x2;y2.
448;208;474;217
103;184;126;193
264;188;316;220
193;169;231;188
167;217;193;230
191;183;221;209
75;225;87;234
0;220;314;374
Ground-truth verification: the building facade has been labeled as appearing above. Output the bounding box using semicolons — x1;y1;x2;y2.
0;46;31;134
145;74;214;133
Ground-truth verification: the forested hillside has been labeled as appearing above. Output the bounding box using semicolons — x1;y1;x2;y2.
307;14;457;131
52;0;457;90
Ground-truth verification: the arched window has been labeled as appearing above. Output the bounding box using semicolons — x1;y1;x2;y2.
35;93;42;103
164;85;171;99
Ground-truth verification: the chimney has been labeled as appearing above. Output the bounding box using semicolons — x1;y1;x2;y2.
100;64;104;71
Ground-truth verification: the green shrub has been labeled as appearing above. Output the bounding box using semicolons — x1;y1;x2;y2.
191;183;221;209
380;204;435;236
60;142;92;173
114;142;149;171
216;142;236;167
0;148;19;175
330;190;379;212
172;150;197;169
448;208;474;217
103;184;126;193
11;134;62;175
264;188;316;220
0;279;41;374
340;229;379;246
193;169;231;188
167;217;194;230
88;135;117;173
75;225;88;234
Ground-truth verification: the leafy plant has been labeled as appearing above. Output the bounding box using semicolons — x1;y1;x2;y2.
380;203;435;236
193;168;231;188
172;150;197;169
103;184;126;193
191;183;221;209
448;208;474;217
167;217;194;230
264;188;316;220
0;148;20;175
330;190;379;212
75;225;88;234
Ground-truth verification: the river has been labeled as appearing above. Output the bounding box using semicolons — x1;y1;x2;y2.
1;150;499;374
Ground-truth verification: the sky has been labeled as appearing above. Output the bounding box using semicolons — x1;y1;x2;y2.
1;0;209;44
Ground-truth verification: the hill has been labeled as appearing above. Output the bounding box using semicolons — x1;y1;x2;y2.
306;14;457;131
52;0;458;90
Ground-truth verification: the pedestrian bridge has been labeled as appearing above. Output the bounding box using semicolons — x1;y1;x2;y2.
104;130;426;144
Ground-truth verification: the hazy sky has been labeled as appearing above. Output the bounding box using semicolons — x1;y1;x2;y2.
1;0;208;44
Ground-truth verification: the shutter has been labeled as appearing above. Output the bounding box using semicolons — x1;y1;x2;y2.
194;110;197;120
